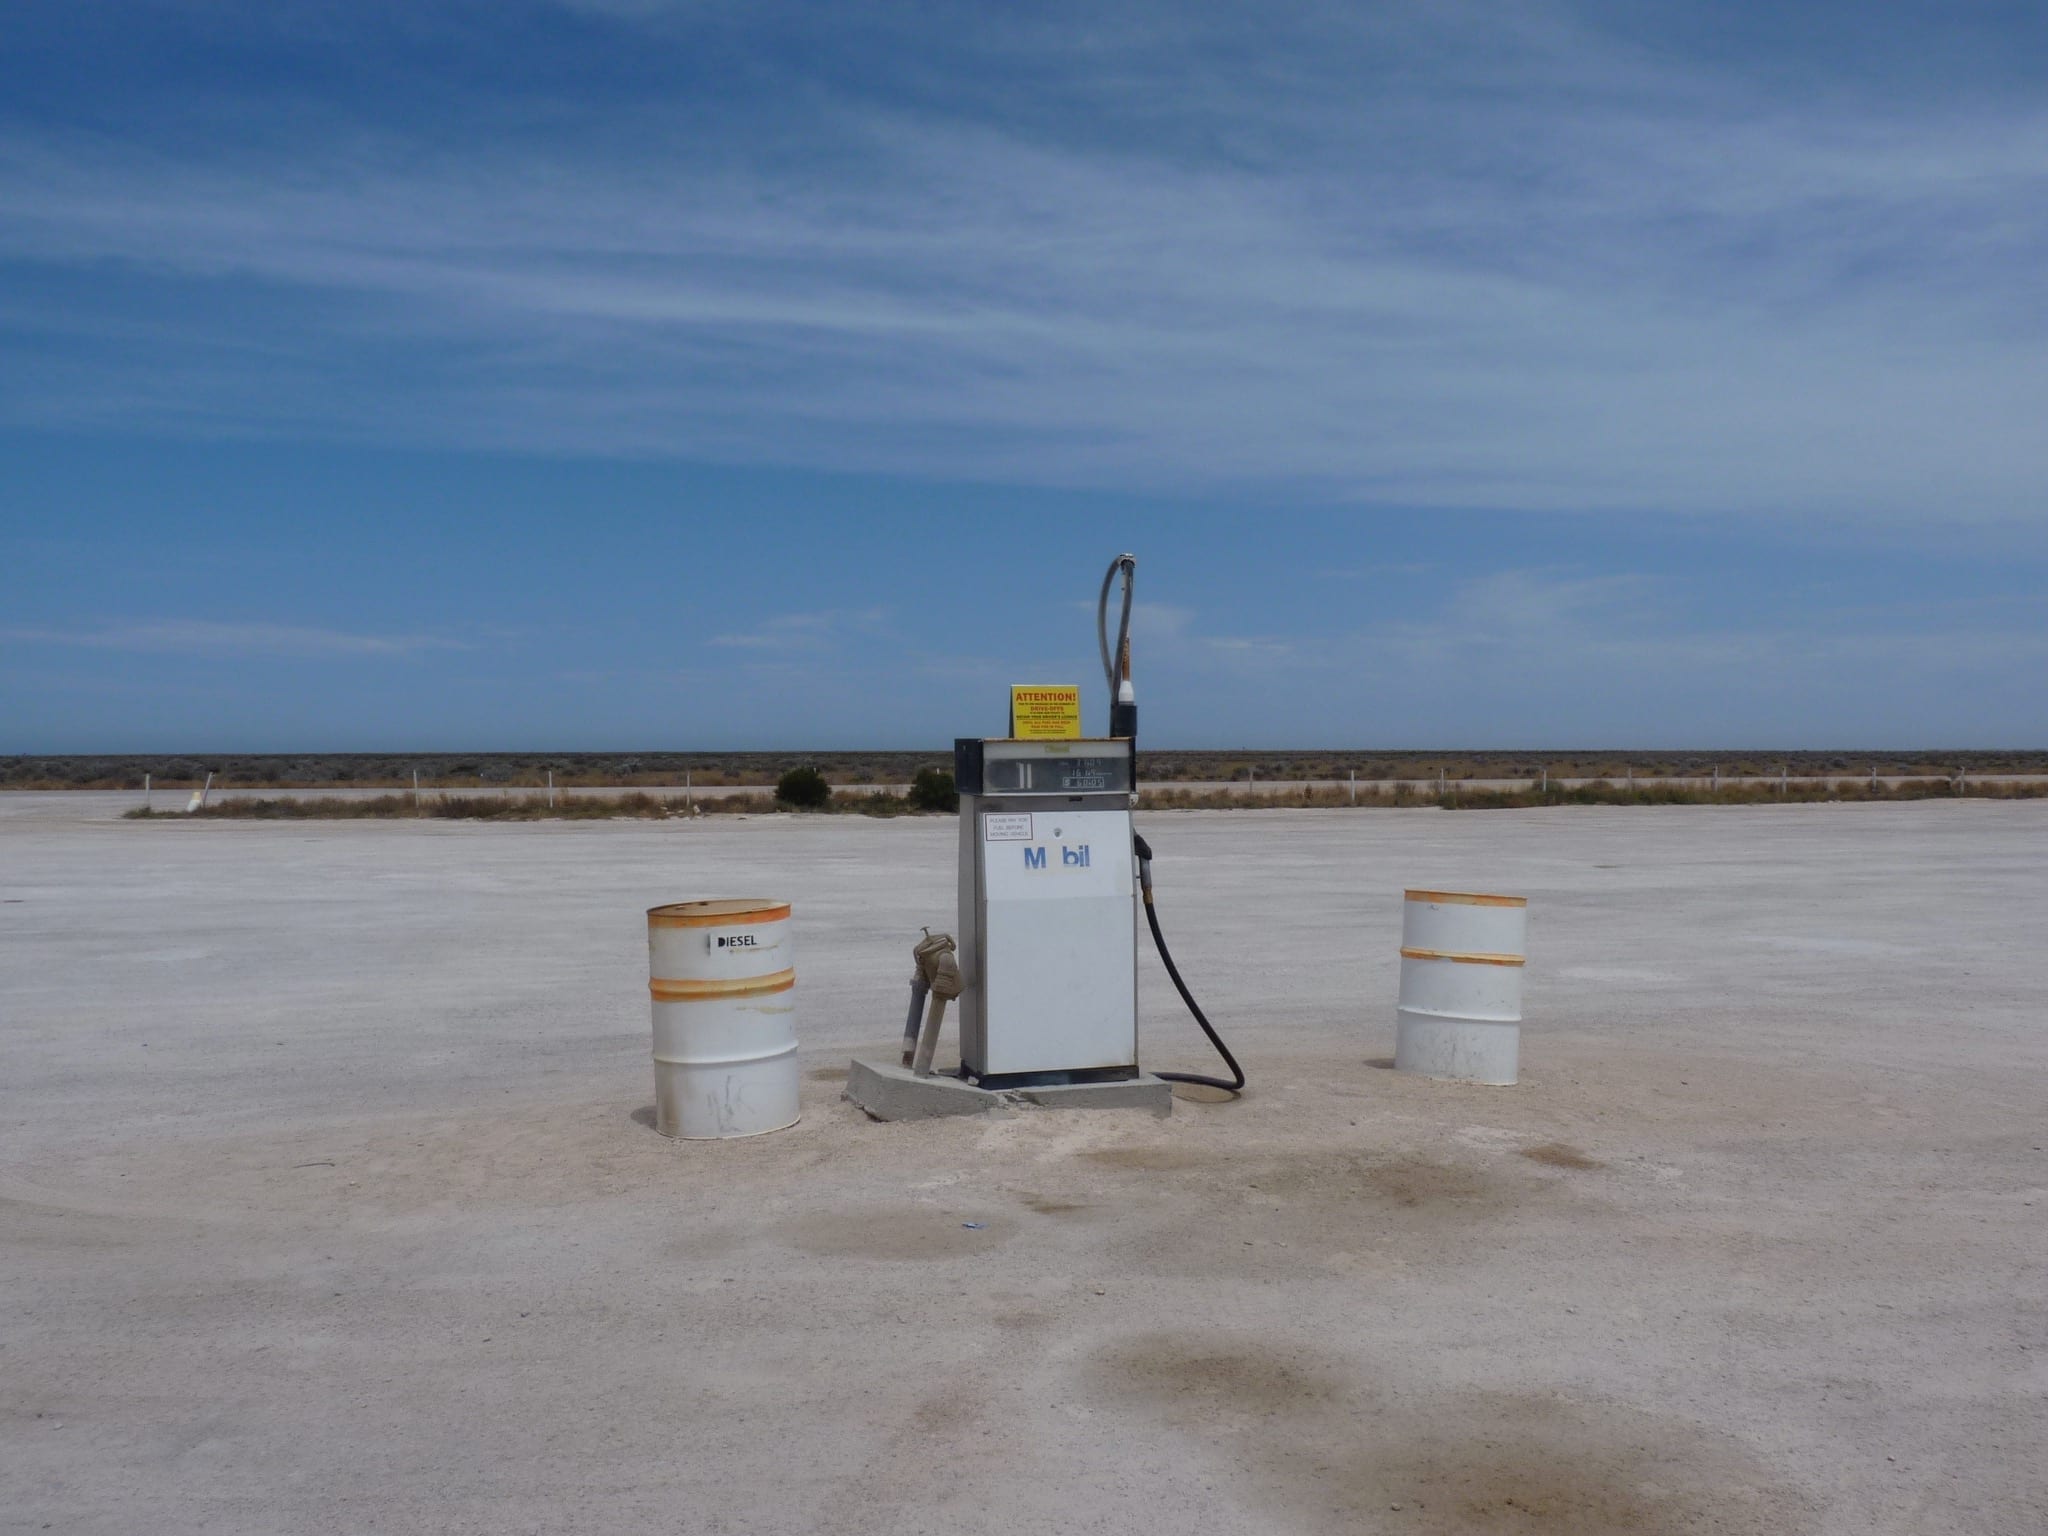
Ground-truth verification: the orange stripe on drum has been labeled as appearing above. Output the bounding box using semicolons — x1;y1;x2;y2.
1403;890;1527;908
649;968;797;1000
648;899;791;928
1400;946;1526;967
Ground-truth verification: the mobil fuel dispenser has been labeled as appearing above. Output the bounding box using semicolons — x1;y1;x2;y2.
849;553;1242;1117
953;735;1141;1086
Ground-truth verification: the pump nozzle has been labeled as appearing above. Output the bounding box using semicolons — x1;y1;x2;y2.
1097;553;1138;741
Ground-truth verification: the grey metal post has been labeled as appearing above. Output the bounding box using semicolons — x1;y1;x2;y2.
901;977;931;1067
144;773;150;811
547;769;555;810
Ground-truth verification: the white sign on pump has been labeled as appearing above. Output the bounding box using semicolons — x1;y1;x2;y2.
983;813;1034;841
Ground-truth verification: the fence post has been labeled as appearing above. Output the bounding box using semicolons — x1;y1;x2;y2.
1540;764;1547;793
144;773;150;811
1779;765;1787;795
1712;764;1719;792
1349;769;1356;806
413;769;420;814
1870;765;1877;791
686;769;693;812
547;769;555;810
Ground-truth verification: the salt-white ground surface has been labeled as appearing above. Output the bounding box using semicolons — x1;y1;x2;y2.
3;796;2044;1535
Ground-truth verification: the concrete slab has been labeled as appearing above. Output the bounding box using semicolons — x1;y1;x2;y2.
3;797;2046;1534
843;1056;1003;1120
1010;1073;1173;1115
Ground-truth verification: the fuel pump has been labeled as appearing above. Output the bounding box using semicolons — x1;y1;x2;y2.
948;555;1243;1096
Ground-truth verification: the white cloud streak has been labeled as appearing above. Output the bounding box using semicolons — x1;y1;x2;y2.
1;622;466;658
0;5;2043;523
707;606;891;652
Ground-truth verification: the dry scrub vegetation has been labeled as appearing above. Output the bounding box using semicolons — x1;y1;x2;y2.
123;776;2046;820
17;748;2048;792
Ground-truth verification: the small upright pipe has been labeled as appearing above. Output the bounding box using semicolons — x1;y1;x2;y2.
900;976;931;1067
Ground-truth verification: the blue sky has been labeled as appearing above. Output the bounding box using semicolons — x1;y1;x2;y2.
2;1;2044;750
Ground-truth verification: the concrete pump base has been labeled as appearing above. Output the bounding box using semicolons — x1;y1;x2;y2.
842;1057;1173;1120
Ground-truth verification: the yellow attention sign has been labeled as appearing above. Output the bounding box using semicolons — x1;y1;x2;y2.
1010;684;1082;740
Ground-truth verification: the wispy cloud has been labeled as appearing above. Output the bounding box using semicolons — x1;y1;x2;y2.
707;606;890;652
0;4;2041;523
1;621;466;657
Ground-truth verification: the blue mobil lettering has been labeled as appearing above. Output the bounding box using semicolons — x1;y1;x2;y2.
1023;844;1091;870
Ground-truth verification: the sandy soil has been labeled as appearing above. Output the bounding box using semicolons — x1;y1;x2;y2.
2;796;2044;1534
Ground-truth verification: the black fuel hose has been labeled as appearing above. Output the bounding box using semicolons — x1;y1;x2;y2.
1133;832;1245;1096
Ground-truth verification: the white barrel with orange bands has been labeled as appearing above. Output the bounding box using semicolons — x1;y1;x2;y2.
1394;889;1527;1085
647;899;800;1139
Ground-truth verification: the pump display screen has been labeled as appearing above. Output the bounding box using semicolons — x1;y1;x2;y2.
980;754;1132;795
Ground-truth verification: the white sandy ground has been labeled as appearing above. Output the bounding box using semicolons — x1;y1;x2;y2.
1;795;2044;1536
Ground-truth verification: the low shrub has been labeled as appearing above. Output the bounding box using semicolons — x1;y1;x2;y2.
908;767;959;813
774;766;831;809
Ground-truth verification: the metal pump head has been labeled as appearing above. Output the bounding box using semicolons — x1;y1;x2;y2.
1097;552;1139;743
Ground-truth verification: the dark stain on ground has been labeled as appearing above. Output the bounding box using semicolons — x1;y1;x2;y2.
990;1307;1053;1331
805;1066;851;1083
1081;1147;1207;1172
628;1105;657;1131
1364;1056;1398;1070
1312;1428;1810;1535
1085;1145;1561;1281
779;1207;1010;1261
1016;1191;1093;1215
1085;1145;1548;1216
1247;1149;1528;1210
1090;1344;1814;1535
1520;1141;1604;1170
909;1383;979;1436
1308;1392;1816;1536
1092;1334;1347;1422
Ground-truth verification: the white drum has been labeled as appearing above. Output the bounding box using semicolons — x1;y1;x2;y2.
647;898;801;1139
1394;889;1527;1085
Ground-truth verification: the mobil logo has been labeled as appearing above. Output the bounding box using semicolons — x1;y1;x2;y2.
1021;844;1090;870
